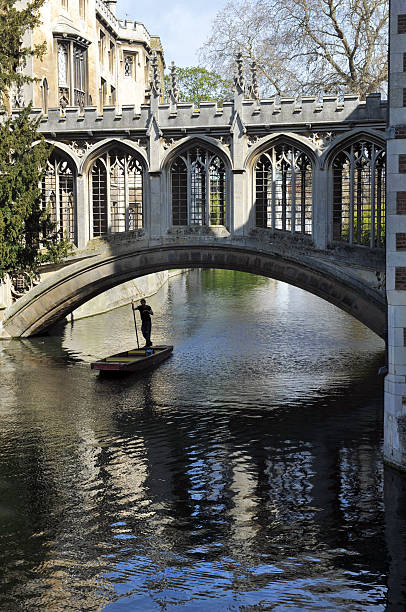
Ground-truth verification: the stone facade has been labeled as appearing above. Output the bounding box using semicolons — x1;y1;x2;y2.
384;0;406;471
13;0;164;114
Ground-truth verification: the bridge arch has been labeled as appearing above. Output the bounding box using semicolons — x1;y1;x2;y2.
0;242;386;339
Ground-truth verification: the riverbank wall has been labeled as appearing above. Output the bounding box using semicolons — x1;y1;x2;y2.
70;270;184;320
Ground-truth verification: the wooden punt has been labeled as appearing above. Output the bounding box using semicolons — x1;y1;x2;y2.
91;345;173;373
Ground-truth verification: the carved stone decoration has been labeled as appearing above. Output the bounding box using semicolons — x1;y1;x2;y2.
131;138;148;150
67;140;94;157
247;61;259;100
217;136;231;149
234;51;245;93
149;52;161;97
305;131;336;151
168;61;179;105
247;135;260;147
10;272;39;301
376;270;386;293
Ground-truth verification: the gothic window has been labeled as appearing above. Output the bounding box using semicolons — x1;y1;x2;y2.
90;149;144;238
41;153;76;244
124;55;134;78
58;43;68;89
255;144;313;235
332;141;385;248
171;146;227;226
57;40;88;108
99;31;105;65
109;42;115;74
73;45;87;109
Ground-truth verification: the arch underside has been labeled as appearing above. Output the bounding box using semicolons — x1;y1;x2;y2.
1;244;386;339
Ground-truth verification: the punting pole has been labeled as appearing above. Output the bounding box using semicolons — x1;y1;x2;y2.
131;300;140;349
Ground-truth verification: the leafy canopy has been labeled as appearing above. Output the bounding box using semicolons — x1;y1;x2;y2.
200;0;388;99
165;66;233;107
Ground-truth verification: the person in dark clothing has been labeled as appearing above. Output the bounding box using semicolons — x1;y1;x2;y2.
135;298;153;347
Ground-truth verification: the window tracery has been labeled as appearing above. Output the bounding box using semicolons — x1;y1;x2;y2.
255;144;312;235
41;154;76;244
332;141;385;248
171;146;227;227
90;149;143;238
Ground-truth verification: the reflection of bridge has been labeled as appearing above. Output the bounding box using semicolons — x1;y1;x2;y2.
1;5;406;469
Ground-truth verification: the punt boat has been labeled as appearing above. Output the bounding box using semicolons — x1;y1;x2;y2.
91;345;173;373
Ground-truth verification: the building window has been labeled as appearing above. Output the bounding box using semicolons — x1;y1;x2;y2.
332;141;386;248
171;146;227;226
255;144;312;234
90;149;144;237
79;0;85;19
57;39;88;109
58;43;68;88
124;54;134;78
109;42;115;74
100;77;106;109
41;153;76;244
99;30;105;64
73;45;87;109
61;0;68;9
110;86;116;105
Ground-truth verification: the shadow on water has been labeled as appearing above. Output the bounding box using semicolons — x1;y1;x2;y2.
1;269;404;611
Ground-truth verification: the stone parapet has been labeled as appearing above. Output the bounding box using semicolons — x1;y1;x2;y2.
2;93;386;136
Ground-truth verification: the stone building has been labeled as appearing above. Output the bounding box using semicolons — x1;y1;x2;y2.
12;0;164;113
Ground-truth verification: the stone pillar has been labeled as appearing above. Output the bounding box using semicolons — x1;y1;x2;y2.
385;0;406;470
231;53;249;237
76;173;88;250
312;165;329;250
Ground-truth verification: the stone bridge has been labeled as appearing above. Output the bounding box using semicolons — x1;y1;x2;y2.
4;3;406;472
0;55;389;338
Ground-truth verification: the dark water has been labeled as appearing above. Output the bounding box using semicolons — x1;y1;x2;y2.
0;269;405;611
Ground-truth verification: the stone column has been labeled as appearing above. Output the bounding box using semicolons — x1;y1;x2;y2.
312;164;329;250
385;0;406;470
76;173;89;250
231;53;249;237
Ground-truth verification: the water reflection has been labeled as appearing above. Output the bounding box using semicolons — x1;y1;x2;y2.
0;270;403;610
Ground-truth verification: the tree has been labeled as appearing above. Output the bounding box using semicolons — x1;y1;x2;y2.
0;0;71;280
199;0;388;99
0;108;72;279
165;66;233;107
0;0;46;105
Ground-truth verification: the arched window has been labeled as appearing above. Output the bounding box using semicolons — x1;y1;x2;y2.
332;141;385;248
255;144;313;235
171;146;227;226
90;148;143;237
41;153;76;244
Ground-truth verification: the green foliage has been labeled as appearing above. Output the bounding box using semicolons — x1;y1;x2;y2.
0;0;46;101
0;107;72;278
165;66;233;107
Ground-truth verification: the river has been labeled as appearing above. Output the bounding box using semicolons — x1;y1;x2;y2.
0;269;405;611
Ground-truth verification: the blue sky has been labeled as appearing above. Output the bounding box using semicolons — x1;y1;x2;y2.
116;0;220;67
